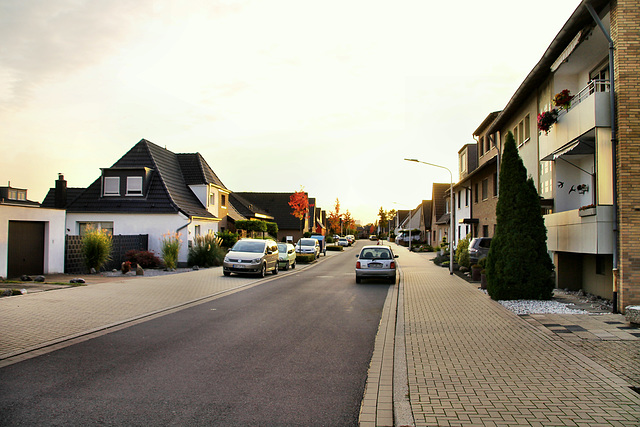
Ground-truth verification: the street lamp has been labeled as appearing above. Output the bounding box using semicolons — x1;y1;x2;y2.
404;158;454;275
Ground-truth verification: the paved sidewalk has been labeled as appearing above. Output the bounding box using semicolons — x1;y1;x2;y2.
396;245;640;426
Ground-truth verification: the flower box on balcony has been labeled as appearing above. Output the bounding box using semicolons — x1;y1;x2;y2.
579;207;596;217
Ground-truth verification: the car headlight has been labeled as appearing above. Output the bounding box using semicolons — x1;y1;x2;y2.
251;258;261;264
224;256;230;263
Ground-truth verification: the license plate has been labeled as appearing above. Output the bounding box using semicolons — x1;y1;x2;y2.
234;264;246;269
369;263;382;268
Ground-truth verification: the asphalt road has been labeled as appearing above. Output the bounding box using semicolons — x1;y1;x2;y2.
0;242;391;426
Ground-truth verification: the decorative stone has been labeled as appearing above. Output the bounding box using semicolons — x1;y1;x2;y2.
90;268;97;274
192;265;200;270
20;275;32;281
70;278;86;284
136;265;144;276
625;306;640;325
34;276;46;282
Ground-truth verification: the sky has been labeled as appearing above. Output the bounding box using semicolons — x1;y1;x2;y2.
0;0;583;225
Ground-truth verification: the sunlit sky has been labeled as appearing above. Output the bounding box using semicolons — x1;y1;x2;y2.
1;0;582;224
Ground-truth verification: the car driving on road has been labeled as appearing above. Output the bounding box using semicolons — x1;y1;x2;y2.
355;245;398;284
223;238;279;277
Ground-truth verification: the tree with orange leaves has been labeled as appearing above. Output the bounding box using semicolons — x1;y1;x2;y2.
328;198;342;235
343;210;355;235
289;188;309;234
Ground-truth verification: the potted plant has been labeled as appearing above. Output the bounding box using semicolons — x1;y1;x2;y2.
537;109;558;134
471;264;482;282
553;89;573;111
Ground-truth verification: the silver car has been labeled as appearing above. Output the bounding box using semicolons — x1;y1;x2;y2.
355;245;398;284
223;238;279;277
296;238;320;259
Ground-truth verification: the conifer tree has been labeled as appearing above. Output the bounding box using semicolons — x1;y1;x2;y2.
485;131;554;300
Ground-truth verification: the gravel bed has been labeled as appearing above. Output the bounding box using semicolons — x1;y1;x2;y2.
498;299;588;315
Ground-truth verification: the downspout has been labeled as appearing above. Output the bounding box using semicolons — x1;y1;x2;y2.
176;216;193;264
586;2;618;313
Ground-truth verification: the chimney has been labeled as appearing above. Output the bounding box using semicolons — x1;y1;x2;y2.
55;173;67;209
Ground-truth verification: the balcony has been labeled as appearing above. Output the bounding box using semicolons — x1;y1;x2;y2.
539;80;611;160
544;205;614;254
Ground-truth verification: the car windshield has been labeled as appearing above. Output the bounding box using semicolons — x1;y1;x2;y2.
277;244;287;251
360;248;392;259
299;239;315;246
231;240;265;253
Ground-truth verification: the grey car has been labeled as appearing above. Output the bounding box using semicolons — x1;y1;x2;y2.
223;238;279;277
469;237;492;265
355;245;398;284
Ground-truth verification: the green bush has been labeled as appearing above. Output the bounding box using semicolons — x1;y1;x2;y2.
216;230;238;248
326;236;334;243
327;245;343;251
266;222;279;238
82;228;113;272
486;131;554;300
455;234;471;268
296;254;316;263
161;232;182;270
188;233;225;267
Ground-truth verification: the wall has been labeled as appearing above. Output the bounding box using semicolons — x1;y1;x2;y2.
612;0;640;310
0;205;66;277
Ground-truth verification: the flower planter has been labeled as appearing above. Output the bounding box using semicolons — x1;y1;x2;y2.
471;266;481;282
579;207;596;217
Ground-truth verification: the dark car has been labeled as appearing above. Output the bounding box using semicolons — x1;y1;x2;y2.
469;237;492;265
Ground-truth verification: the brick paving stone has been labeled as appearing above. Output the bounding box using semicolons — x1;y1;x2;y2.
398;247;640;426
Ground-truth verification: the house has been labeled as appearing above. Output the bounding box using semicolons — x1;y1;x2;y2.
42;139;231;266
481;0;640;311
469;112;501;240
430;183;451;246
1;184;65;278
452;144;477;246
231;192;310;243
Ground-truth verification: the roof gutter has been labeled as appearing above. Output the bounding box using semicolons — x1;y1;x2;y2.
585;1;619;313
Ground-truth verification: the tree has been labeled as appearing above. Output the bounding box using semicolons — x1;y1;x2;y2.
328;198;342;235
289;189;309;234
343;210;355;235
378;207;388;236
485;131;554;300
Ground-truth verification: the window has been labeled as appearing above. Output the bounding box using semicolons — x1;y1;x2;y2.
126;176;143;196
8;189;26;200
460;152;467;173
513;126;518;145
103;177;120;196
482;179;489;201
479;137;485;155
475;183;479;203
221;194;227;207
195;225;201;236
78;222;114;236
458;191;461;209
524;115;530;141
209;192;216;207
465;188;469;207
483;225;489;237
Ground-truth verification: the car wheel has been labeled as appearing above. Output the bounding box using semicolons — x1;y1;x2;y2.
390;274;396;284
291;260;296;269
259;263;266;278
356;276;361;284
272;263;278;275
283;262;289;271
223;271;231;277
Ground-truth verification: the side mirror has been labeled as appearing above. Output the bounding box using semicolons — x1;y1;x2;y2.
355;254;359;258
395;255;399;258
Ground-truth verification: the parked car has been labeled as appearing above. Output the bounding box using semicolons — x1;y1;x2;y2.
223;238;279;277
310;235;327;256
469;237;492;265
346;235;355;245
277;243;296;270
369;235;378;241
338;237;349;247
296;238;320;258
333;234;340;241
355;245;398;284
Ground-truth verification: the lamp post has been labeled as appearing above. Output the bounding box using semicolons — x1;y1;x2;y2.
405;158;454;275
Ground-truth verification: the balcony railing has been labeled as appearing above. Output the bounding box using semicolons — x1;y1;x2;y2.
567;79;610;111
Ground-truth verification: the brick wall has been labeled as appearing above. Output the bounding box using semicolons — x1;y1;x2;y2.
471;166;498;238
612;0;640;310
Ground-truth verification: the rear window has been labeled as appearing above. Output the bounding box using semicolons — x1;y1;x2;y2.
479;239;492;248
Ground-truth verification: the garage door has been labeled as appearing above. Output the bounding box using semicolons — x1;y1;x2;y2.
7;221;45;278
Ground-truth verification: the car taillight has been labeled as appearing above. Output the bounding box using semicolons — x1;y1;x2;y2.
356;261;361;268
390;261;395;269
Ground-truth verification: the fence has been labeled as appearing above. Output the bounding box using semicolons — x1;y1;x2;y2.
65;234;149;274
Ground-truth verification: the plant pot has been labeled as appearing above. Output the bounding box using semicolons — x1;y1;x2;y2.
579;207;596;217
480;273;487;289
471;266;481;282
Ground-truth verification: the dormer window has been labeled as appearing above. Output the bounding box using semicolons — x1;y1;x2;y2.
104;177;120;196
126;176;143;196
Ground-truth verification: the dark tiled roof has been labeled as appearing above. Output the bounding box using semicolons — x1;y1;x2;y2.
432;183;450;219
233;192;305;230
177;153;227;189
41;188;85;208
229;193;274;220
62;139;215;218
421;200;433;229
